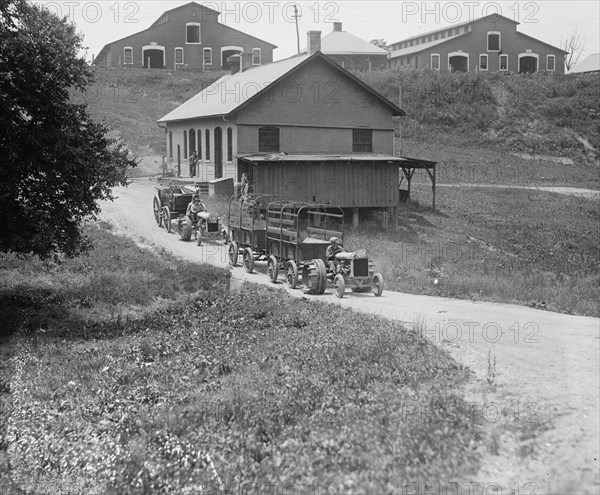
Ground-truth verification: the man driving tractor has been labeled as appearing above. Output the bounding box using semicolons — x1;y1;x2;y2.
326;236;347;272
186;194;206;223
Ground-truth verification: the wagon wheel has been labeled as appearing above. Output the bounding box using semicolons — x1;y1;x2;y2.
333;274;345;298
153;196;162;227
285;261;299;289
372;273;384;297
162;206;172;233
228;241;239;267
302;259;327;295
179;216;192;241
243;247;255;273
314;259;327;295
267;255;278;283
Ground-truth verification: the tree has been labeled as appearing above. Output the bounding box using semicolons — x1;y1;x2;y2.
0;0;136;259
370;39;391;52
561;21;587;71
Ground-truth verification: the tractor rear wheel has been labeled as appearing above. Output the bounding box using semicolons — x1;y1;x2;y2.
180;216;192;241
314;259;327;295
243;248;255;273
267;255;278;283
302;259;327;295
228;241;239;266
372;273;384;297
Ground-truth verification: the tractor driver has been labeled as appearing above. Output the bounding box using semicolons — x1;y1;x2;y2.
326;236;346;272
186;194;206;223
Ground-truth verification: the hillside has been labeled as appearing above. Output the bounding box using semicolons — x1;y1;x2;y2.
79;66;600;186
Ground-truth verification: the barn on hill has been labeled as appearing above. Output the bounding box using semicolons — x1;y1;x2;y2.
158;31;437;224
93;1;276;70
388;14;568;74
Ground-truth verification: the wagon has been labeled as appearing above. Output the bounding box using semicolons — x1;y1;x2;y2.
153;185;195;233
226;194;280;273
265;201;344;294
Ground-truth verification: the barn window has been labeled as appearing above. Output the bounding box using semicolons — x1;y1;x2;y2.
252;48;261;65
227;127;233;161
186;23;200;44
431;54;440;70
352;129;372;152
175;47;184;66
499;54;508;70
124;47;133;65
547;54;555;71
197;129;202;161
258;127;280;152
203;48;212;65
168;131;173;158
479;54;488;70
487;32;500;51
205;129;210;160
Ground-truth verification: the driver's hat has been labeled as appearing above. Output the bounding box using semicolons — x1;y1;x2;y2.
329;236;338;243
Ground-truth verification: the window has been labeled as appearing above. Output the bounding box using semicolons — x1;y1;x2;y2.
252;48;261;65
547;54;555;71
168;131;173;158
499;54;508;70
186;23;200;44
175;47;184;66
431;54;440;70
258;127;280;152
352;129;372;152
479;54;488;70
183;131;187;159
189;129;196;154
197;130;202;161
227;127;233;161
203;48;212;65
124;47;133;65
488;32;500;51
205;129;210;161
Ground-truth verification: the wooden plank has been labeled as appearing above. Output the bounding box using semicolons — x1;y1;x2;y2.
307;226;343;238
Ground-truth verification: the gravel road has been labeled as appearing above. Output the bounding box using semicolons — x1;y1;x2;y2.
100;177;599;494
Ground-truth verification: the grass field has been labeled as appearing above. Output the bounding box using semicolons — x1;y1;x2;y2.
0;223;483;493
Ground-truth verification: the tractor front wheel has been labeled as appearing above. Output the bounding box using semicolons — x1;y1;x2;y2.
372;273;384;297
333;274;345;298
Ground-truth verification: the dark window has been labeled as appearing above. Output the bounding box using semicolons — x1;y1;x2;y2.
187;24;200;43
227;127;233;161
488;33;500;51
205;129;210;160
189;129;195;154
168;131;172;158
500;54;508;70
183;131;187;159
258;127;280;152
352;129;372;152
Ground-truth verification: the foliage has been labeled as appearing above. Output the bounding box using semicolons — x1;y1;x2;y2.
1;224;481;492
0;0;137;259
370;38;391;52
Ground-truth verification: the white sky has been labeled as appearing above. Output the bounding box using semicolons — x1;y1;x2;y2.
36;1;600;63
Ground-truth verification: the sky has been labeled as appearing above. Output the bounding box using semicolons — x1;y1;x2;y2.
36;0;600;64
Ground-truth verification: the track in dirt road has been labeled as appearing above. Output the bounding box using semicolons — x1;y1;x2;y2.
100;177;600;494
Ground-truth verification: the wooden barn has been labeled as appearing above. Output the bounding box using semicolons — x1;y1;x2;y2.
158;31;436;223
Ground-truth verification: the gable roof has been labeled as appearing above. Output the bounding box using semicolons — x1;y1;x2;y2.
571;53;600;74
158;51;405;123
149;1;219;28
389;32;469;58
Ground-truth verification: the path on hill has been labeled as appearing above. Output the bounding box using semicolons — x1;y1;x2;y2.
437;183;600;199
99;177;599;495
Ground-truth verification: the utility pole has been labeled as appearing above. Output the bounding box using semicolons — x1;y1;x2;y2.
293;4;301;54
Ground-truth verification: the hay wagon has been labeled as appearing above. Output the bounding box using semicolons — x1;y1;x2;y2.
153;185;194;233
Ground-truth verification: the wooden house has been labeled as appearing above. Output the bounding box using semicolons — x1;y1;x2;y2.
388;14;568;74
93;2;276;70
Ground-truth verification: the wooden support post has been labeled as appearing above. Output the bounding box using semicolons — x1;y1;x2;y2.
352;207;359;228
432;164;436;211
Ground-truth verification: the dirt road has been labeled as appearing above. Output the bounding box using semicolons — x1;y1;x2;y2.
100;178;599;494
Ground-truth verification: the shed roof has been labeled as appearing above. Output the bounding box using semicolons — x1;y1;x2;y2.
158;51;405;123
238;153;436;167
389;33;468;58
302;30;389;56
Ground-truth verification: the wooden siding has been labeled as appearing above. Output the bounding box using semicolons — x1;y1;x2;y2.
251;161;398;208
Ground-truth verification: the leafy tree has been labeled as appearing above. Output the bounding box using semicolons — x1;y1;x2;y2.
370;38;391;52
0;0;136;259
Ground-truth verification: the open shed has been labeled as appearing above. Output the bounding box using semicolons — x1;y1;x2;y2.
398;156;438;210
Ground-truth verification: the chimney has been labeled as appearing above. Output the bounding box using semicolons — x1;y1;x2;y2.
333;22;342;32
307;30;321;55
